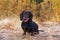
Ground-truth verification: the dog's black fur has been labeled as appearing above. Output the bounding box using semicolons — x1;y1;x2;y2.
20;11;39;36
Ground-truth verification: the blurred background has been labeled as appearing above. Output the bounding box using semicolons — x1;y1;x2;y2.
0;0;60;40
0;0;60;22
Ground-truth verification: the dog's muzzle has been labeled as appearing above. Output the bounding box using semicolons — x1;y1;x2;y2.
23;17;29;22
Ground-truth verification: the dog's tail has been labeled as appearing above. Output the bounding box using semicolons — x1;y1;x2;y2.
38;30;44;32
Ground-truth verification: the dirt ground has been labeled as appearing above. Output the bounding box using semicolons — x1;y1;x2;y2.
0;18;60;40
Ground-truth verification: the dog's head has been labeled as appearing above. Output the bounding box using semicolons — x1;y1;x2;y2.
20;11;33;22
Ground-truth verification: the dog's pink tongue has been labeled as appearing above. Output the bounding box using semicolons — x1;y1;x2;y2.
24;18;29;22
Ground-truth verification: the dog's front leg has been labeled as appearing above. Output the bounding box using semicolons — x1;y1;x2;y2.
23;31;26;35
31;32;34;36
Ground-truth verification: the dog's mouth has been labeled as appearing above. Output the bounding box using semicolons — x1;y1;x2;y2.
23;18;29;22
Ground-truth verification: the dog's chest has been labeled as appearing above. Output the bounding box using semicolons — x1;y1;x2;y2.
23;23;33;29
26;24;33;29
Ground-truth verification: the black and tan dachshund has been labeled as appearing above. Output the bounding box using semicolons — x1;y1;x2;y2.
20;11;39;36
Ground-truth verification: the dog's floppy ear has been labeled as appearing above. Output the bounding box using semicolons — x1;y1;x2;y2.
29;12;33;19
20;11;24;20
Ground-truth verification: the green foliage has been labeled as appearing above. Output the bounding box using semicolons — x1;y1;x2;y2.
35;0;44;4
